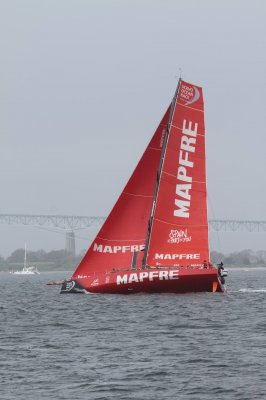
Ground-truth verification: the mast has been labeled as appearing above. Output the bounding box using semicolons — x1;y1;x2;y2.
142;78;182;266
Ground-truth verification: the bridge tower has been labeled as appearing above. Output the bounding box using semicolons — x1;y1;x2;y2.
65;230;76;256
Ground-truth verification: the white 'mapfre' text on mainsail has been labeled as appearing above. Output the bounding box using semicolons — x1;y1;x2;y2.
174;120;198;218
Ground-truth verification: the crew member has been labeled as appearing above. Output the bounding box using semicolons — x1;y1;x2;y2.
217;262;225;284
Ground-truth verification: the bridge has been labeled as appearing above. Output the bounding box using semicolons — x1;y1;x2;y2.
0;214;265;255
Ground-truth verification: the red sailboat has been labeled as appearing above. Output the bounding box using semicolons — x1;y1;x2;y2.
61;79;227;294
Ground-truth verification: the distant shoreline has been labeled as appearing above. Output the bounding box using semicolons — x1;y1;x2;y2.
228;266;266;270
1;264;266;273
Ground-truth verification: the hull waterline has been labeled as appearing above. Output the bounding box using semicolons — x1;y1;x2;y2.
60;267;225;294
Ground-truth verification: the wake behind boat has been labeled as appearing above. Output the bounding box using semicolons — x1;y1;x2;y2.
10;244;40;275
61;79;227;294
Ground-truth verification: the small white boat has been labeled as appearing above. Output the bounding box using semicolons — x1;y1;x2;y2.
10;244;40;275
12;265;40;275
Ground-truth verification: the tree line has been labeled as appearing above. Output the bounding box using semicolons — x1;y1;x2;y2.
0;248;266;267
1;248;84;263
0;248;84;271
211;249;266;266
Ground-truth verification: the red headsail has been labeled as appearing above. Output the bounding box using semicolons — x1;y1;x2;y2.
72;106;171;278
145;80;209;267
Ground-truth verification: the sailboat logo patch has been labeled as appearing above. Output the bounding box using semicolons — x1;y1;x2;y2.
168;229;191;244
180;85;200;106
65;281;75;291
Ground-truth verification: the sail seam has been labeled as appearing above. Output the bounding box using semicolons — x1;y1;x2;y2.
148;147;162;151
97;236;145;242
123;192;153;198
176;101;204;113
153;218;208;227
170;124;182;130
162;171;206;183
171;124;205;137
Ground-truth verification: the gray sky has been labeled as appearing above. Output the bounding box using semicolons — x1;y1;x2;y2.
0;0;266;256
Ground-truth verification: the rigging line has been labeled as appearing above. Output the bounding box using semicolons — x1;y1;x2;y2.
175;68;182;79
207;193;223;255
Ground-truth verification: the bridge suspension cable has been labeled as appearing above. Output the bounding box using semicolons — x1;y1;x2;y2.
1;214;265;255
0;214;266;232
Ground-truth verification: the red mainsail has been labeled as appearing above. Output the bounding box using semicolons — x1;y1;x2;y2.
145;80;209;267
72;106;171;278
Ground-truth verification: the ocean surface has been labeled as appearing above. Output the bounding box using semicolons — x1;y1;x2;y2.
0;268;266;400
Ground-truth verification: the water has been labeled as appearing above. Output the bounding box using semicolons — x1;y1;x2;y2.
0;269;266;400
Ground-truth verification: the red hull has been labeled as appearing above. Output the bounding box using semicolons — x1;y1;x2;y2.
61;267;225;294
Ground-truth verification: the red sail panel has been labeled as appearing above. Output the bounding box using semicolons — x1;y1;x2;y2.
146;80;209;267
72;106;171;278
